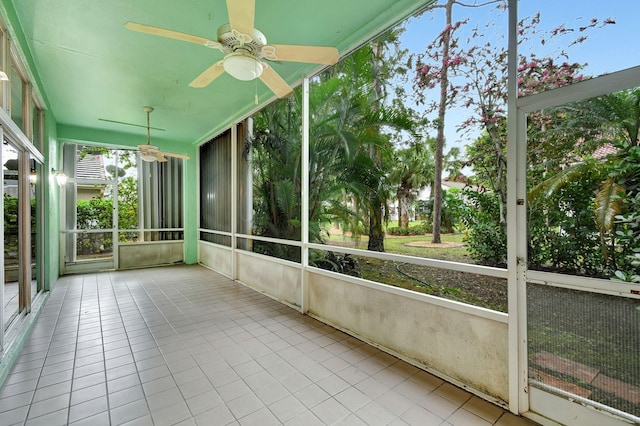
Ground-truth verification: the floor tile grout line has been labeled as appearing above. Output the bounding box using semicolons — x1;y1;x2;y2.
68;274;106;425
113;270;237;423
105;272;157;425
20;277;72;424
128;269;308;423
98;272;116;424
128;271;246;422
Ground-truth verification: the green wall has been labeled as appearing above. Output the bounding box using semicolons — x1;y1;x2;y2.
44;110;61;289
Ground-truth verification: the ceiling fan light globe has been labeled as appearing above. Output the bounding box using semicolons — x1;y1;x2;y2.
223;52;263;81
140;153;157;162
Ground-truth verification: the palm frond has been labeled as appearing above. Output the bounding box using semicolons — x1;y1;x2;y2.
594;178;625;234
528;160;598;202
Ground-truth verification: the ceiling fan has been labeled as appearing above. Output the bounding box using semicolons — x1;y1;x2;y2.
125;0;340;98
138;106;190;163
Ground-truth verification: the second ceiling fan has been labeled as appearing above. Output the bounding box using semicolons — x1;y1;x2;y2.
125;0;340;98
138;106;190;163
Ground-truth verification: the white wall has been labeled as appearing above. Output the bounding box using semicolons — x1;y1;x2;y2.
198;242;232;277
236;251;301;308
119;241;183;269
307;270;509;403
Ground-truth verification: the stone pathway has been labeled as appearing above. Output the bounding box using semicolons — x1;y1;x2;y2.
531;351;640;404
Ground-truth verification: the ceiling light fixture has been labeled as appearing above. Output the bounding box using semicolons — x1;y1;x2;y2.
140;153;157;162
223;51;264;81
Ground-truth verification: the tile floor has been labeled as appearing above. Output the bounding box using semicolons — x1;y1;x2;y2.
0;265;537;425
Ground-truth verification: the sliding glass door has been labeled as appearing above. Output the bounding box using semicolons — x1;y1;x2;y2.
2;140;43;333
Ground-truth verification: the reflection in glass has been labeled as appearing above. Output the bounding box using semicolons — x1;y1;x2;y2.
10;61;23;131
31;159;42;301
3;142;20;328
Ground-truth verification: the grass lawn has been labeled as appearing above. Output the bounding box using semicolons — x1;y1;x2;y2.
323;229;508;312
326;231;468;260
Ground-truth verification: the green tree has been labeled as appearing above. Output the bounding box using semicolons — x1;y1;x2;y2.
249;97;303;260
415;5;612;252
249;38;416;258
390;139;435;228
413;0;506;244
528;89;640;278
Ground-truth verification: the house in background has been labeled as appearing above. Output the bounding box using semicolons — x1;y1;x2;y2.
75;153;106;200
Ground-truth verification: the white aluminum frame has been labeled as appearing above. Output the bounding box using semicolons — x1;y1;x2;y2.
301;77;310;313
510;2;640;420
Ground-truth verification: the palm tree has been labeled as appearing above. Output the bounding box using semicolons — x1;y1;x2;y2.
249;42;416;256
390;140;435;228
528;88;640;275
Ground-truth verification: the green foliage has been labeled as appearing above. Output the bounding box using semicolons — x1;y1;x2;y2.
609;141;640;280
75;198;113;255
249;36;417;260
250;98;303;261
387;223;429;236
529;170;607;276
423;188;466;234
4;195;19;234
524;89;640;278
389;137;435;228
460;190;506;266
118;176;138;231
309;251;361;277
76;198;112;229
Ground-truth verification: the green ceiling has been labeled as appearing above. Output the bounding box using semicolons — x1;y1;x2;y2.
3;0;434;149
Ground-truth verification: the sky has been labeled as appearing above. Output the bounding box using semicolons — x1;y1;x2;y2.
394;0;640;157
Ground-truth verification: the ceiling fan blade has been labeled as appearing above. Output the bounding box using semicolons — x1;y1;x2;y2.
226;0;254;36
162;152;191;160
260;65;293;99
138;144;159;151
189;62;225;88
264;44;339;65
156;153;168;162
124;22;221;49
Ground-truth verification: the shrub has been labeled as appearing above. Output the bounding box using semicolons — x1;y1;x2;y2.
460;189;506;266
310;251;361;277
387;223;429;235
423;188;466;233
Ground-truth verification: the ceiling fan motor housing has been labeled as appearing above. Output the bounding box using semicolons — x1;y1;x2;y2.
217;23;266;56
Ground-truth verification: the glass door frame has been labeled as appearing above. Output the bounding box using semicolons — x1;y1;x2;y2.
0;106;44;351
60;171;119;274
